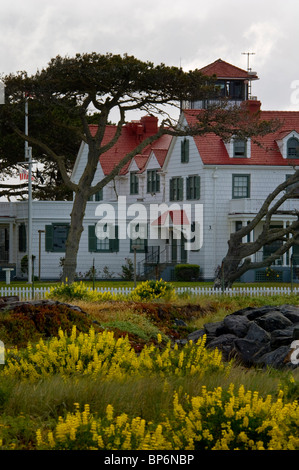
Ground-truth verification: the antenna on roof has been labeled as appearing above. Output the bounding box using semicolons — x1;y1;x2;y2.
242;52;256;99
242;52;255;72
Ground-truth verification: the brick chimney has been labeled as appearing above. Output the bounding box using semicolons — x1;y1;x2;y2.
241;99;262;114
140;115;158;134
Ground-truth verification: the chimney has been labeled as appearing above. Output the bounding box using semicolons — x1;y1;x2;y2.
241;99;262;114
140;115;158;134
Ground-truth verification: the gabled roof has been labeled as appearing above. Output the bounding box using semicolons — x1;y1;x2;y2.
183;108;299;166
89;117;172;176
199;58;258;80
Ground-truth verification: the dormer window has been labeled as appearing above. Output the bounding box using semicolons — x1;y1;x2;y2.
234;139;247;157
225;137;250;158
287;137;299;158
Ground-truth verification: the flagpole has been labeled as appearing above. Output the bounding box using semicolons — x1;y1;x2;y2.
25;96;32;284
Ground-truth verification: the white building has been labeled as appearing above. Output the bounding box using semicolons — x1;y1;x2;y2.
1;59;299;282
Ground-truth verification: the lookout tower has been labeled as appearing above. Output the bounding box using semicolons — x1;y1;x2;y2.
182;58;259;110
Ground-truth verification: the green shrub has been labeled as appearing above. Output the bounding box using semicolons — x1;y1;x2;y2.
130;279;176;301
174;264;200;281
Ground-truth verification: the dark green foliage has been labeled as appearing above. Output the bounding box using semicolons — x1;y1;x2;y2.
174;264;200;281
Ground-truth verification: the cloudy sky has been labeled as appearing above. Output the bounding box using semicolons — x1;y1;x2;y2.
1;0;299;114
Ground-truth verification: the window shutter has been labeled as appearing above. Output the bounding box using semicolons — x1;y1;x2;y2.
186;177;191;199
185;139;189;162
179;177;184;200
181;139;189;163
109;225;119;252
18;223;27;252
195;175;200;199
45;225;54;252
156;172;160;192
169;179;174;200
88;225;97;252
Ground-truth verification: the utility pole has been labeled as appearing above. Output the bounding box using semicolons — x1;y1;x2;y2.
25;96;33;284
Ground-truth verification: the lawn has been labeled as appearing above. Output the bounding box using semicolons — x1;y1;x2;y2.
0;281;298;451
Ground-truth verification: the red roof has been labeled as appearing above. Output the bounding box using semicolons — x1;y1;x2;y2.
90;117;172;175
199;58;258;80
183;108;299;166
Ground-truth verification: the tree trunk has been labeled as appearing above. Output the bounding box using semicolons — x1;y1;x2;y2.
62;189;88;283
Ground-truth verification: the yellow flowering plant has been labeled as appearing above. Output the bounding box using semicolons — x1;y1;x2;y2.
33;385;299;450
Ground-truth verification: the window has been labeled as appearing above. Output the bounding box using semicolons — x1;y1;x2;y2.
287;137;299;158
170;177;184;201
232;175;250;198
88;224;119;252
45;224;69;252
186;175;200;200
285;174;299;197
263;225;283;265
130;172;139;195
181;138;189;163
130;223;148;253
234;139;247;157
147;170;160;193
88;189;103;201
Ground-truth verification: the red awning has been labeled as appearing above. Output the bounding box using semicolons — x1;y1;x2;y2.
151;210;190;226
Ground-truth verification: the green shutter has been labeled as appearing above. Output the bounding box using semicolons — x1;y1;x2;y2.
186;177;191;199
195;175;200;199
181;139;189;163
109;225;119;252
45;225;54;252
179;178;184;200
18;223;27;252
170;179;174;200
156;172;160;192
185;139;189;162
88;225;97;252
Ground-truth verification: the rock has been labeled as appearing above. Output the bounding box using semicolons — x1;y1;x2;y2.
255;346;291;369
187;304;299;369
207;334;237;360
234;338;271;365
245;322;271;343
222;314;251;337
188;329;205;343
255;312;293;332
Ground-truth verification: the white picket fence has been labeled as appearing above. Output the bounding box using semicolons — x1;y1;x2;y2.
0;285;299;301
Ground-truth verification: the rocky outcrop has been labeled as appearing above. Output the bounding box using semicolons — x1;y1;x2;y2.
187;304;299;369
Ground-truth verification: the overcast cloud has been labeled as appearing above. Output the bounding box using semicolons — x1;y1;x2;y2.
1;0;299;113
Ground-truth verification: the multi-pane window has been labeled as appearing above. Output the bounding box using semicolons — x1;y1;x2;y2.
170;177;184;201
147;170;160;193
232;175;250;198
88;224;119;252
45;224;70;252
287;137;299;158
130;172;139;195
186;175;200;200
233;139;247;157
88;189;103;201
130;223;148;253
181;138;189;163
285;174;299;197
